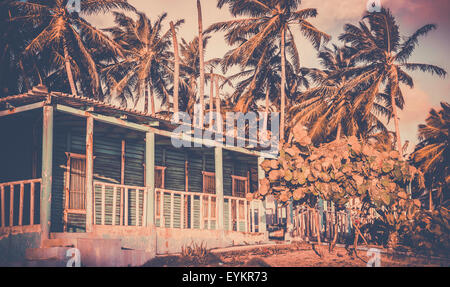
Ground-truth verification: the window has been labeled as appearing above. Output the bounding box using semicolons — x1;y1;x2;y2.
231;175;248;198
202;171;215;194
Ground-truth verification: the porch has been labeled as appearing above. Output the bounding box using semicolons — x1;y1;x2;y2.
0;89;270;264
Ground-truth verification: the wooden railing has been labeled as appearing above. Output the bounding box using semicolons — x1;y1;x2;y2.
292;207;351;243
93;181;147;227
155;166;166;189
224;195;258;233
155;188;217;230
202;171;215;194
0;179;41;228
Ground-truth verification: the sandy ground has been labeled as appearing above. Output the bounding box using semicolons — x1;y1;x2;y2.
144;242;450;267
215;243;449;267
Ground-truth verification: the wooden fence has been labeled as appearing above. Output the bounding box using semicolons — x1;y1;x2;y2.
0;179;41;228
292;206;351;243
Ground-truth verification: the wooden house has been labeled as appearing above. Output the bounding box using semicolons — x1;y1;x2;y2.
0;85;273;266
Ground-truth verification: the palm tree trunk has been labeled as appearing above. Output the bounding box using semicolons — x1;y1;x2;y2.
63;40;77;96
144;84;149;114
215;76;222;134
209;72;214;130
391;92;403;157
150;83;156;116
390;68;403;157
197;0;205;128
188;78;196;117
429;189;433;211
280;27;287;144
336;123;342;140
170;21;180;122
263;85;270;132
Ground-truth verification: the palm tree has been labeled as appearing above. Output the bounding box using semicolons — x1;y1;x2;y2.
291;45;390;143
339;8;446;157
223;40;296;134
10;0;135;97
1;0;40;96
224;41;280;111
178;35;221;116
412;102;449;209
102;12;184;115
196;0;205;127
208;0;330;142
170;21;180;121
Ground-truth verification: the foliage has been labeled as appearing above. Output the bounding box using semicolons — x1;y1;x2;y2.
178;35;223;115
256;123;423;206
181;241;209;265
9;0;136;98
210;0;330;141
338;8;446;154
102;12;184;111
291;45;390;143
411;102;449;198
399;207;450;257
253;122;424;246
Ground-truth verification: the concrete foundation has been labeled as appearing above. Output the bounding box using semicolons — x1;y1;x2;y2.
155;227;268;255
1;225;268;266
0;225;41;266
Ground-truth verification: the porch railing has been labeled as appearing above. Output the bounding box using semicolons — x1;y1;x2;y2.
224;195;259;232
89;180;261;233
155;188;217;230
93;181;147;227
0;179;41;228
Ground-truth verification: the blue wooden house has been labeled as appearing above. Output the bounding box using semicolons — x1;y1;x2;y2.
0;85;274;266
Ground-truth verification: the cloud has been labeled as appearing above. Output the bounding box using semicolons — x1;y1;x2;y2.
301;0;366;32
385;0;450;28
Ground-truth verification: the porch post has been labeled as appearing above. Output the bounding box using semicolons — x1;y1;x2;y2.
145;132;155;226
257;157;267;235
215;147;224;230
85;116;94;232
41;105;53;244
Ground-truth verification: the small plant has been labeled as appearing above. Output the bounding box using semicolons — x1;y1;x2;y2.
181;241;209;265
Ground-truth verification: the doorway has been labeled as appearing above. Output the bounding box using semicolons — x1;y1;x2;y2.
64;153;87;232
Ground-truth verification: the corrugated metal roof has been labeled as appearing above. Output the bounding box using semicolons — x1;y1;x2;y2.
0;85;166;126
0;85;274;154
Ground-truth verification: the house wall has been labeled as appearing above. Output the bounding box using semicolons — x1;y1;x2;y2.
51;123;85;232
51;117;147;232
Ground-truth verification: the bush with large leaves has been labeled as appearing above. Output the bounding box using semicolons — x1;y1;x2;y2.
399;207;450;257
254;123;424;247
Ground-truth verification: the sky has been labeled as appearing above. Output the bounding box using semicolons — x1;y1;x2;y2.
88;0;450;153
